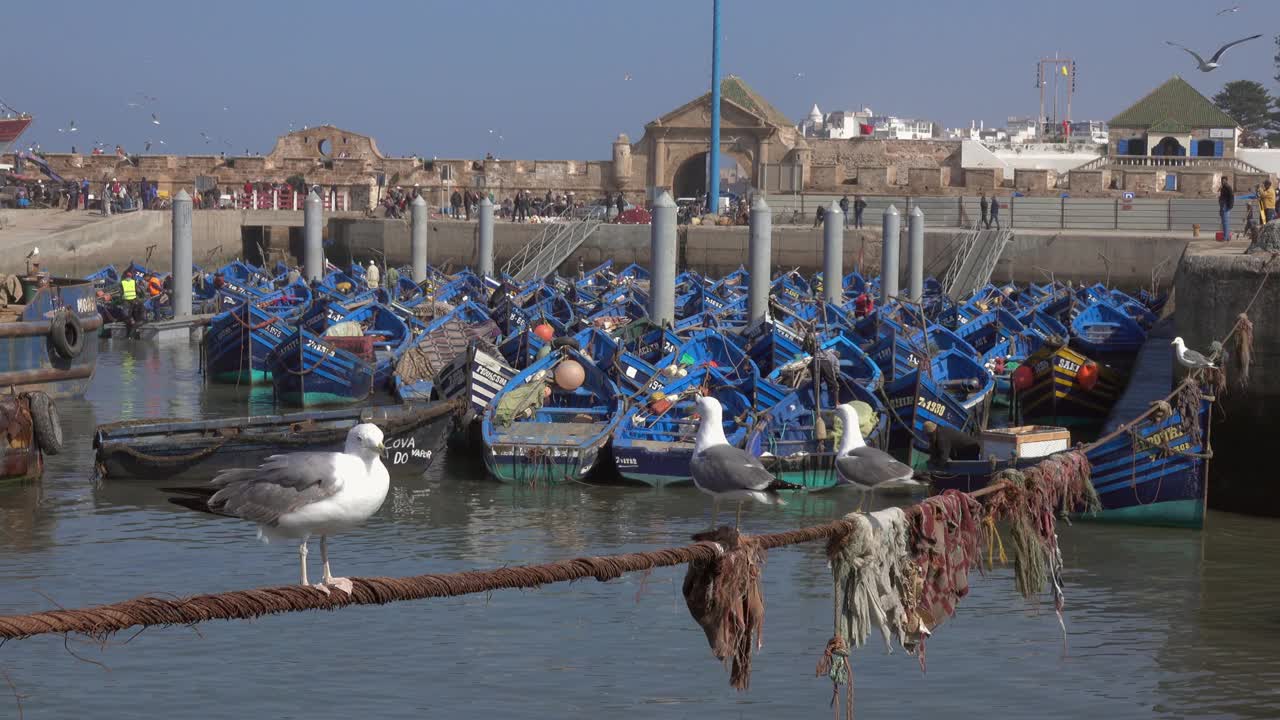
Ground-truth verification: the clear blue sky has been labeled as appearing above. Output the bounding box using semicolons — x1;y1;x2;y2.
5;0;1277;158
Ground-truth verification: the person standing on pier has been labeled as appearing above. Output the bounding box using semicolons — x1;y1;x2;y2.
1218;179;1234;239
813;204;824;228
463;190;473;220
979;192;990;228
1260;180;1276;223
989;195;1001;229
615;192;625;219
853;195;866;228
840;193;850;228
450;189;462;219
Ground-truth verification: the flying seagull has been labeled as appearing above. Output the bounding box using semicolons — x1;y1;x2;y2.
1216;5;1241;15
689;396;801;528
833;404;920;495
1171;336;1217;370
151;113;160;125
1165;35;1262;72
167;423;390;595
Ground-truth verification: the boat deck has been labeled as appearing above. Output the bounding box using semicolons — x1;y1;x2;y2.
495;422;606;444
1102;316;1175;434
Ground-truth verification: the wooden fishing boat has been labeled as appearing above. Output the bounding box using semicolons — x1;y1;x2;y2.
1015;340;1126;429
394;302;500;402
202;282;312;384
745;378;889;491
93;400;457;480
482;346;623;484
0;276;102;398
612;368;754;487
265;327;376;407
1070;301;1146;358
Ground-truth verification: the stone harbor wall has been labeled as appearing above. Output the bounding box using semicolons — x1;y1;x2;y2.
1175;242;1280;515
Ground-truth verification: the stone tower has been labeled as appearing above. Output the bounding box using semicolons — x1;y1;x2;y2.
612;134;632;189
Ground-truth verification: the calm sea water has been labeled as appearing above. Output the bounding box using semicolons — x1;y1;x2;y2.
0;339;1278;719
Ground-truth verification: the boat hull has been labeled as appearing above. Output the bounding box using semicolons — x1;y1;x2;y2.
930;399;1209;529
94;402;455;480
483;440;606;484
0;279;101;399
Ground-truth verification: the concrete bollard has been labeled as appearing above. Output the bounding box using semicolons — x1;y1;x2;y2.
908;206;925;303
411;195;428;284
304;190;323;282
822;201;844;306
171;190;193;319
477;197;495;277
748;195;771;323
881;205;900;304
649;191;677;326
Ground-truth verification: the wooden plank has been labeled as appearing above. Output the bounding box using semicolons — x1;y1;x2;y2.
1101;317;1175;433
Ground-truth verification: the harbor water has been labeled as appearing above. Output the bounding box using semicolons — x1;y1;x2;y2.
1;339;1278;719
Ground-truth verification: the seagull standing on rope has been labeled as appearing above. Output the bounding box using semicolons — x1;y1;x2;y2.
167;423;389;595
833;404;920;497
1172;336;1217;370
689;395;801;529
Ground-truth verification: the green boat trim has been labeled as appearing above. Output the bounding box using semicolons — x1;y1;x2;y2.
1077;498;1204;529
210;369;271;385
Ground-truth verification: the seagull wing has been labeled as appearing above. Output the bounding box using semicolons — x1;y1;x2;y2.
836;447;914;488
1166;41;1207;67
1181;348;1215;367
1209;34;1262;62
207;452;345;526
691;444;776;493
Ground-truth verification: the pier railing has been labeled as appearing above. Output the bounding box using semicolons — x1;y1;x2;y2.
767;193;1259;233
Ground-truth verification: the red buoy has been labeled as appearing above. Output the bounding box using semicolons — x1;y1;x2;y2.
1012;364;1034;392
1077;360;1099;391
533;323;555;342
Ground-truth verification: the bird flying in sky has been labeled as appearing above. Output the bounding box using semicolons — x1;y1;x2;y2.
1165;35;1262;71
1215;5;1241;15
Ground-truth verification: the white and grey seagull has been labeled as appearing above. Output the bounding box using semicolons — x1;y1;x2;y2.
833;404;921;496
1171;336;1217;370
689;395;801;529
1165;35;1262;72
167;423;390;595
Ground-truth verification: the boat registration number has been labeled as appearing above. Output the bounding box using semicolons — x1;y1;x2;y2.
1056;359;1080;373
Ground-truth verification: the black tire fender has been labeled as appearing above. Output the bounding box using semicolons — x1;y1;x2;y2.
26;391;63;456
49;308;84;359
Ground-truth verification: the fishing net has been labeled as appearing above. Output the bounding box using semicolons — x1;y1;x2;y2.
682;528;766;691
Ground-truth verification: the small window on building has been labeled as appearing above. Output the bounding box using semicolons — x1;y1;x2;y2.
441;165;454;181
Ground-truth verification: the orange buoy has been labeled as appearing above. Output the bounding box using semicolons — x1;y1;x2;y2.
1012;364;1034;392
554;359;586;391
1077;360;1099;391
533;323;555;342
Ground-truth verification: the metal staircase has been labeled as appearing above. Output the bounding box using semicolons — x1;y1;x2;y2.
943;223;1015;301
501;206;608;282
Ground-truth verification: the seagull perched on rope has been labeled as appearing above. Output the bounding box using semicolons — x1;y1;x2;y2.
166;423;389;595
1165;35;1261;72
689;396;802;529
833;404;920;497
1172;336;1217;370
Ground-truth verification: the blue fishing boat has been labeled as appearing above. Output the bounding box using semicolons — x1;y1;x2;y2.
612;369;754;487
1070;301;1147;358
203;282;312;384
393;302;500;402
265;327;376;407
482;347;623;484
0;276;102;398
745;377;889;490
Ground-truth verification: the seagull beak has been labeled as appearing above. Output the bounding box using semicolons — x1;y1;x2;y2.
376;442;387;457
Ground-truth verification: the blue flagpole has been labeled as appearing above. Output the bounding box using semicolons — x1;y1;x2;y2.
707;0;721;214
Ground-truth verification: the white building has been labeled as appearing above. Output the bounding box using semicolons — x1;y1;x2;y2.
1068;120;1108;144
799;104;873;139
869;115;936;140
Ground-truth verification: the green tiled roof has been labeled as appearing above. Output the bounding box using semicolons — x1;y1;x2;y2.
1148;119;1191;133
1109;76;1239;129
720;75;794;128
